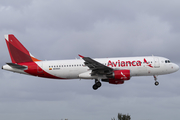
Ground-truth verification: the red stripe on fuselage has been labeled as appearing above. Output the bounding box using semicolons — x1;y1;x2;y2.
18;62;64;79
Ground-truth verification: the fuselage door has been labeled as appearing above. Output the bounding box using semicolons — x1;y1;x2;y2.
153;57;160;68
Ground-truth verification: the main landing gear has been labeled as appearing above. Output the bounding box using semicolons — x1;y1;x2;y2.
153;75;159;86
92;79;102;90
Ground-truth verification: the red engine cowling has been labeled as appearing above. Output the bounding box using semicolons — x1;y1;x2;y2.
102;70;131;84
109;79;124;84
107;70;131;80
114;70;130;80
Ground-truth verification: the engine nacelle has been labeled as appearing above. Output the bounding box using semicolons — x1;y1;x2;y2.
106;70;131;80
109;79;124;84
102;79;124;84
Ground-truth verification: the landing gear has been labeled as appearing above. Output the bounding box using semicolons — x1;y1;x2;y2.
92;79;102;90
153;75;159;86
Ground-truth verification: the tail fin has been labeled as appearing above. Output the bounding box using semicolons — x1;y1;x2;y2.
5;34;41;63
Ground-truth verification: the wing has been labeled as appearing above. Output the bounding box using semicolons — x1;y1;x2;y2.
79;55;113;75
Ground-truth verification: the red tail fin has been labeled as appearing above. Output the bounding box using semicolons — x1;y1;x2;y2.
5;34;41;63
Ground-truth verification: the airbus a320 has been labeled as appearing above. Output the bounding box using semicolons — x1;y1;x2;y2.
2;34;179;90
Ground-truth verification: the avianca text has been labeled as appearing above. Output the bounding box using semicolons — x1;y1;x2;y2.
108;60;141;67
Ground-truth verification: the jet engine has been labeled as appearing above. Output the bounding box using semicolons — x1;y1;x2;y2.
102;70;131;84
107;70;130;80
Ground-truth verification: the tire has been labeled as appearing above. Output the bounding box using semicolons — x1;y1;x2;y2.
155;81;159;86
92;84;98;90
96;82;102;88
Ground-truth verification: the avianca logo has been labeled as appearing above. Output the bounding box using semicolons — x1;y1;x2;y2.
144;58;153;68
121;72;127;79
107;58;153;68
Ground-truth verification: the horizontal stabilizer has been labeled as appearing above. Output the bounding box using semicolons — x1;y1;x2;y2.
6;63;27;70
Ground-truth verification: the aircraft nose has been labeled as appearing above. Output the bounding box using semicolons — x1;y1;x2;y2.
173;64;179;72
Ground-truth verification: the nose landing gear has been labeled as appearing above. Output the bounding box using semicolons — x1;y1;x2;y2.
153;75;159;86
92;79;102;90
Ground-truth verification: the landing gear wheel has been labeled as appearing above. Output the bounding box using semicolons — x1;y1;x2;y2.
153;75;159;86
96;82;102;88
92;84;98;90
92;80;102;90
155;81;159;86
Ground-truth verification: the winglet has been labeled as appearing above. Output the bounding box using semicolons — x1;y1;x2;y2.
78;54;84;58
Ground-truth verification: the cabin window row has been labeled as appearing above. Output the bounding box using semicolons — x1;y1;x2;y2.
49;64;84;68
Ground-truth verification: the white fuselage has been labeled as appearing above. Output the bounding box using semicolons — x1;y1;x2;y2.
32;56;179;79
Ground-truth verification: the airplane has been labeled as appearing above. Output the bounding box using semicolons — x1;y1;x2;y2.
2;34;179;90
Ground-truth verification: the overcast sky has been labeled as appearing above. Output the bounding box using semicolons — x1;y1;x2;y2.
1;0;180;120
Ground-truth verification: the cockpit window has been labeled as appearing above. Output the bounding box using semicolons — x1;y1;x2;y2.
165;60;171;63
